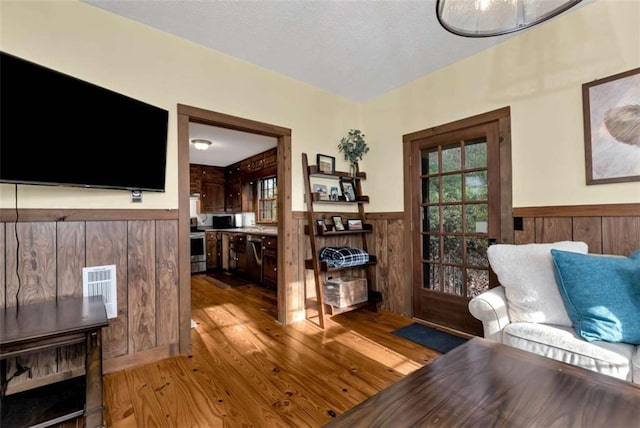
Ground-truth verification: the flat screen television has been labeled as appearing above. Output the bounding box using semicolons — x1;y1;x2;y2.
0;51;169;192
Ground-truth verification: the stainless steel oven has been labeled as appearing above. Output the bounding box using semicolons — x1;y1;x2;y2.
190;231;206;273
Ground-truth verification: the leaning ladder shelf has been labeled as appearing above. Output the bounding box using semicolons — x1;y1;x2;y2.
301;153;381;329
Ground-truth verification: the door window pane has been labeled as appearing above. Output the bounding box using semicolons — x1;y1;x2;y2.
423;262;440;290
423;235;440;262
442;205;462;233
443;235;463;264
443;265;463;295
421;177;439;203
442;174;462;202
466;237;489;268
465;141;487;169
424;206;440;232
467;269;489;297
422;149;439;175
441;146;461;172
465;204;488;233
465;171;487;201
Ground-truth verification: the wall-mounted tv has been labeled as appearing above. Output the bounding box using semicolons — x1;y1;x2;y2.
0;51;169;192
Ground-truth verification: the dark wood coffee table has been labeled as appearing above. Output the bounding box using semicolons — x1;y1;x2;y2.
325;337;640;427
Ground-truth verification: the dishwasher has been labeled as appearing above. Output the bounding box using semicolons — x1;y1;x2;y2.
246;234;263;285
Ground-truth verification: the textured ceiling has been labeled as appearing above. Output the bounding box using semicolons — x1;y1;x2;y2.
83;0;520;102
83;0;593;101
81;0;593;165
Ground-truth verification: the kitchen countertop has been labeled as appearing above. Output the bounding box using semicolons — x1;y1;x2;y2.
195;227;278;237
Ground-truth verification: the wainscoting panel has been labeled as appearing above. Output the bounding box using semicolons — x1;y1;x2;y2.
0;211;180;389
513;204;640;256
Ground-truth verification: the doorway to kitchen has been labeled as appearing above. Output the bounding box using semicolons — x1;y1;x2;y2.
176;104;292;353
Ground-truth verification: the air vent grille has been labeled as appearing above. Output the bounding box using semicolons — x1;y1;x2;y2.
83;264;117;319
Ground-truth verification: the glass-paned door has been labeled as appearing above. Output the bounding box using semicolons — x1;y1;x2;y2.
412;123;500;335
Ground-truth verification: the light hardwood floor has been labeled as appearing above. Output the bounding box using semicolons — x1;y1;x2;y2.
102;274;442;427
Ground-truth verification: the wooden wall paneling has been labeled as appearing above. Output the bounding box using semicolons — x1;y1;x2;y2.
572;217;603;254
127;220;157;353
386;219;406;316
156;220;179;349
0;224;4;308
86;221;128;359
56;221;85;298
514;217;535;244
371;219;389;308
534;217;573;243
4;222;57;307
289;216;305;322
602;216;640;256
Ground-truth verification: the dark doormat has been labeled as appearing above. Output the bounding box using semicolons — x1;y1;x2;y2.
206;271;250;288
392;323;468;354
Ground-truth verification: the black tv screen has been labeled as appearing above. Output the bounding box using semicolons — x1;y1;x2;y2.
0;51;169;192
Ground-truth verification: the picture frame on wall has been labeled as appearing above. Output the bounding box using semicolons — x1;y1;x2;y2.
316;219;327;232
339;178;357;201
582;67;640;185
317;154;336;174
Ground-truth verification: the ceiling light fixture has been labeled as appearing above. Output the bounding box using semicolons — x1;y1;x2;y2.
436;0;582;37
191;138;212;150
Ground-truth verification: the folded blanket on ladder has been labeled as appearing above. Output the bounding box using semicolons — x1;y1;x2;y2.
319;246;369;268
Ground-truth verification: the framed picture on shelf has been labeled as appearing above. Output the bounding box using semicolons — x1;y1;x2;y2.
346;219;363;230
332;216;345;231
315;219;327;232
339;178;357;201
312;183;329;200
317;154;336;174
330;186;339;201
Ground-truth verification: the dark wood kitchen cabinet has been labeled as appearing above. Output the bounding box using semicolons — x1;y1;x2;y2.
262;235;277;290
189;164;202;195
229;233;247;275
225;162;244;213
206;231;219;270
199;165;226;213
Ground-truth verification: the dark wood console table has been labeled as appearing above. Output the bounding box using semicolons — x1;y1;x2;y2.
1;296;108;427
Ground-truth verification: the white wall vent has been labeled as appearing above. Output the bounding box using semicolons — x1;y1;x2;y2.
83;264;117;319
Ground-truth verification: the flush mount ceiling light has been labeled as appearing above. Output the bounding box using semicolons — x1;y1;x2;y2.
436;0;582;37
191;138;212;150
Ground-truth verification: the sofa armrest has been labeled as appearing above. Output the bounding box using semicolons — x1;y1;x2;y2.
468;286;510;342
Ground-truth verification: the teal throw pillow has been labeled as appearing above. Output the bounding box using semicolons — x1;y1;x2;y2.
550;249;640;344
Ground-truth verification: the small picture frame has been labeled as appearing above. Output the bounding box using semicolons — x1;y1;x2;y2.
316;219;327;232
312;183;329;200
332;216;345;231
347;219;363;230
330;186;339;201
339;178;357;201
317;154;336;174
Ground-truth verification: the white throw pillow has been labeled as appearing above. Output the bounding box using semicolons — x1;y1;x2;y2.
487;241;588;326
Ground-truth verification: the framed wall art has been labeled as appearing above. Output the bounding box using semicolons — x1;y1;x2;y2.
316;154;335;174
339;178;357;201
582;67;640;185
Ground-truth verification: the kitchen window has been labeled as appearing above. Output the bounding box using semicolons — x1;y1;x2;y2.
258;176;277;222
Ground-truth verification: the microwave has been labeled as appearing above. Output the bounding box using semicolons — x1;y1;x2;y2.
211;215;234;229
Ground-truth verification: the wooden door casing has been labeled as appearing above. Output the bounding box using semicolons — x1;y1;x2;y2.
403;107;513;335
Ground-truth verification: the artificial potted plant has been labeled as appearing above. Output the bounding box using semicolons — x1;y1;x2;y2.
338;129;369;176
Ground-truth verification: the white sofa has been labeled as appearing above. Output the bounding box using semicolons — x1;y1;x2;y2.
468;241;639;384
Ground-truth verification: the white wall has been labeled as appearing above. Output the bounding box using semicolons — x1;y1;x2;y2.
362;0;640;211
0;0;359;211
